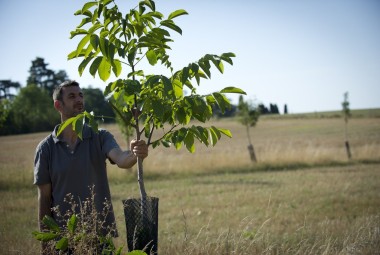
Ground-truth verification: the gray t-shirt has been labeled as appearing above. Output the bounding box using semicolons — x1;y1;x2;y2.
34;124;120;236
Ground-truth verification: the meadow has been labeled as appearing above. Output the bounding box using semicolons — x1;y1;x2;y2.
0;110;379;254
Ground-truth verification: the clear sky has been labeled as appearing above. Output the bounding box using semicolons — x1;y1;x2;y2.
1;0;379;113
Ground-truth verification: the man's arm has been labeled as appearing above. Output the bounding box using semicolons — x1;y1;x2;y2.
108;139;148;169
37;183;52;231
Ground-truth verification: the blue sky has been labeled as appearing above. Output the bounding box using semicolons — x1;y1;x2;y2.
1;0;379;113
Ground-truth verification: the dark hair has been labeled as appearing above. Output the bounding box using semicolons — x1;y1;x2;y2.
52;80;80;101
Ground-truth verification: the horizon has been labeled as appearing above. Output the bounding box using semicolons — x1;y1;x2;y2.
1;0;379;114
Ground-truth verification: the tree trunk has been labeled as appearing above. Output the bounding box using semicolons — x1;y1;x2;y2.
246;125;257;162
344;121;352;160
345;141;352;160
247;144;257;162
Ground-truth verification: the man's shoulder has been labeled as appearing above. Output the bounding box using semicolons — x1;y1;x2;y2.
36;133;55;151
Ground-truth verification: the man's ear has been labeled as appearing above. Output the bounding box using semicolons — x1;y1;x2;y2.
54;100;61;111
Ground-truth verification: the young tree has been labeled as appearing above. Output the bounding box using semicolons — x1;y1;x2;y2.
237;95;260;162
64;0;245;251
342;92;352;159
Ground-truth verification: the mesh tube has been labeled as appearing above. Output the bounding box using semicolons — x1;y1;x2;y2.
122;197;159;254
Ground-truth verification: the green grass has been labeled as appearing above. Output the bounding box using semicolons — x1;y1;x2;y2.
0;115;379;254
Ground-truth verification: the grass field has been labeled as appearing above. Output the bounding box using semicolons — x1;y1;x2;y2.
0;111;379;254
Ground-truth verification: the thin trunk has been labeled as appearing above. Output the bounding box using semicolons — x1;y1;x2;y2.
246;125;257;162
133;97;147;202
344;121;352;159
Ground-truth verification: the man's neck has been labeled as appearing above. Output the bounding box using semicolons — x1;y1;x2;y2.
59;115;78;144
61;127;78;144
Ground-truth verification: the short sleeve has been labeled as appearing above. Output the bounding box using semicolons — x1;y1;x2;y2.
33;141;51;185
99;129;120;158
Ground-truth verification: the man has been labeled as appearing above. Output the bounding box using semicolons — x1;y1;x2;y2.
34;80;148;251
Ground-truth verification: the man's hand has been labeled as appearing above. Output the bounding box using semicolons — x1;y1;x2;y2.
130;139;148;159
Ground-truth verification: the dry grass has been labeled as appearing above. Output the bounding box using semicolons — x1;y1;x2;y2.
0;116;379;254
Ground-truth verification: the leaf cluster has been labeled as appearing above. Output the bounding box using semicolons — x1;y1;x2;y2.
66;0;246;153
237;96;260;127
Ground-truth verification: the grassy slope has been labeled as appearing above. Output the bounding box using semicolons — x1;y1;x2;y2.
0;111;379;254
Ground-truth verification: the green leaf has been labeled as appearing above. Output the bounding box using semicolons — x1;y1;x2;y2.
198;59;211;78
56;237;69;251
209;126;221;146
32;231;60;242
142;0;155;11
82;1;97;13
112;59;122;77
88;113;99;131
168;9;188;20
57;117;76;137
209;128;218;146
99;37;110;60
218;128;232;138
98;57;112;81
212;92;230;114
78;56;94;76
72;115;84;140
146;50;158;65
211;59;224;73
126;250;148;255
161;140;171;147
175;107;189;124
76;34;91;57
77;17;92;28
128;47;137;65
90;34;100;50
161;76;172;95
42;215;60;233
89;56;103;77
220;52;236;65
152;100;164;119
220;87;246;95
67;50;77;60
172;79;183;99
67;214;78;234
184;131;195;153
70;28;88;39
160;20;182;34
181;66;189;84
193;126;209;146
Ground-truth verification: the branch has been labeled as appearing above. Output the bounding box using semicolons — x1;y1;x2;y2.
108;101;136;129
148;124;178;146
147;122;155;146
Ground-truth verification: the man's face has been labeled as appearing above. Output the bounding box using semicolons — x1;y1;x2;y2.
60;86;84;118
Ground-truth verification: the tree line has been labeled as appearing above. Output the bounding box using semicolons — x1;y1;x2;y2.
0;57;114;135
0;57;287;136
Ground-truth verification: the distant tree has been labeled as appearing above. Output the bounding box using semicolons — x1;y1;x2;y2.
0;99;11;131
82;87;115;123
212;103;237;118
27;57;68;95
284;104;288;114
342;92;352;159
0;80;21;100
54;70;70;87
237;95;260;162
269;103;279;114
8;84;59;134
258;103;269;114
